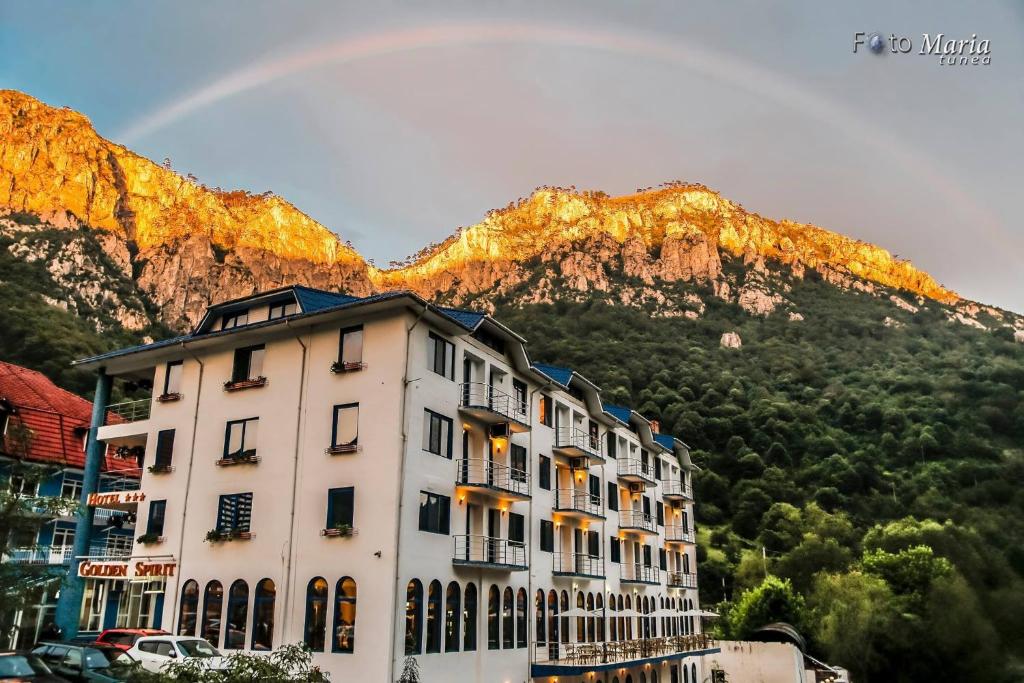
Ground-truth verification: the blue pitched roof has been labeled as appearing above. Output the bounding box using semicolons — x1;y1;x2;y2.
437;306;486;330
654;433;677;450
532;362;573;387
602;402;632;425
293;286;361;313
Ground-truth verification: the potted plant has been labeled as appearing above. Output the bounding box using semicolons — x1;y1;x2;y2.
147;463;173;474
136;532;162;545
321;523;355;538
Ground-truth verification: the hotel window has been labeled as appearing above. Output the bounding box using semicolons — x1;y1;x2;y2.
225;580;248;650
659;548;667;571
8;473;35;497
655;457;662;480
512;379;527;415
178;580;199;636
418;491;450;535
405;579;423;655
252;578;276;650
154;429;175;470
222;309;248;330
426;580;443;653
427;332;455;380
510;444;527;483
502;587;514;649
643;544;653;567
487;585;499;650
333;577;357;654
202;581;223;647
231;345;265;383
657;501;664;527
338;325;364;367
422;410;453;458
444;582;461;653
163;360;183;396
587;530;600;557
606;432;617;459
304;577;328;652
463;583;477;651
539;520;554;552
515;589;525;649
538;455;551;490
223;418;258;461
331;404;359;448
610;537;621;563
326;487;354;530
216;492;253;533
535;590;546;644
146;500;166;537
508;513;525;546
268;301;297;320
607;482;619;511
60;473;82;501
539;395;552;427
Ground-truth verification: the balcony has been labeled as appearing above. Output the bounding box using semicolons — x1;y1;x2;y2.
667;571;698;589
458;383;530;433
456;458;531;501
553;552;605;579
661;480;694;501
452;535;527;571
618;510;657;536
98;399;151;444
98;468;143;493
531;634;719;676
5;545;74;565
617;458;656;486
107;398;151;423
664;525;695;545
553;427;603;463
621;563;660;585
553;488;604;520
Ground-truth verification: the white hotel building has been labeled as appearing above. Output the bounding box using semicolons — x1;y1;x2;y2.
62;285;718;682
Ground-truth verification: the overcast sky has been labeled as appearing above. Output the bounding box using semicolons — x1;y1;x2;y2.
2;1;1021;310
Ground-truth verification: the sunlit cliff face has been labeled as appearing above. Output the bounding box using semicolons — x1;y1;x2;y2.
1;88;959;328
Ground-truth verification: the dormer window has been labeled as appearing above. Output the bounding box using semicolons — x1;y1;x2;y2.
268;301;298;320
223;310;249;330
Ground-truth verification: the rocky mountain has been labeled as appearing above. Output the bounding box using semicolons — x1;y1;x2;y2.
1;88;1020;338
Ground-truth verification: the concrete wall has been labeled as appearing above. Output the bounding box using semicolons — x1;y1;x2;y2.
704;641;806;683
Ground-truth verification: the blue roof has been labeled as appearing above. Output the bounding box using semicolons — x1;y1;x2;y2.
654;433;677;451
532;362;573;387
293;286;361;313
437;306;486;330
602;402;632;425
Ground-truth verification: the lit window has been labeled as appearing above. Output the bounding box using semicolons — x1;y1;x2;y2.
304;577;328;652
333;577;357;653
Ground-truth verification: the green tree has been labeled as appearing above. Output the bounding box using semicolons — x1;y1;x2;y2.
724;576;804;639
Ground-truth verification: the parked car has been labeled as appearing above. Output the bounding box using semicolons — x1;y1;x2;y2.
126;636;224;674
92;629;168;652
0;652;64;681
30;643;139;682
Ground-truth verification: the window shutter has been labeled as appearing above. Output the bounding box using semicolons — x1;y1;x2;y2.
659;548;667;571
610;537;620;563
607;482;618;511
657;502;664;526
587;530;599;557
155;429;175;468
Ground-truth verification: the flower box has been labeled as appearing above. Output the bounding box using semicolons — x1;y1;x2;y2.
136;533;164;545
325;443;360;455
330;361;366;374
156;392;183;403
223;377;268;392
148;464;175;474
206;529;252;543
216;452;260;466
321;526;357;538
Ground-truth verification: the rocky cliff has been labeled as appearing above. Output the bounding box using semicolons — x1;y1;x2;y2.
2;89;1020;335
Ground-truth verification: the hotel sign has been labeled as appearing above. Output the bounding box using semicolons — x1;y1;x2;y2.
86;491;146;507
78;559;177;580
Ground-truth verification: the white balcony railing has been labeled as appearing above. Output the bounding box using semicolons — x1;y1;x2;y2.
617;458;655;482
456;458;530;497
453;535;527;568
459;382;528;424
618;510;657;533
664;525;695;544
555;427;602;459
668;572;698;589
533;634;717;666
553;552;604;577
5;545;74;565
107;398;151;423
554;489;603;517
661;480;694;499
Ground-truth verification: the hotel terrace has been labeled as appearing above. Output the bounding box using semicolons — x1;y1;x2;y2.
56;285;717;682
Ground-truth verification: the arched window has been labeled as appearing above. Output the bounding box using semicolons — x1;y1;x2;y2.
444;582;460;653
535;589;546;644
304;577;328;652
426;580;443;653
516;588;527;648
609;593;617;641
691;664;697;683
586;593;596;642
487;585;500;650
405;579;423;655
333;577;356;653
684;665;690;683
463;582;477;652
547;590;559;652
652;671;659;683
502;587;514;649
624;594;632;639
201;581;223;647
224;580;248;650
596;593;605;641
178;580;198;636
252;579;275;650
559;591;569;643
576;592;586;643
640;671;647;683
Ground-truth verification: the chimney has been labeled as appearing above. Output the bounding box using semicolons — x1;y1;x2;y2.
650;419;660;434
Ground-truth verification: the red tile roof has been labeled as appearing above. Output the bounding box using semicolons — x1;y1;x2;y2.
0;361;133;472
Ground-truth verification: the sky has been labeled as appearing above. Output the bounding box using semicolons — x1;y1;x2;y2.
1;1;1022;311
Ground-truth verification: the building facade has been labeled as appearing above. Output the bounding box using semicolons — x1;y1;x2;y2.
63;285;718;682
0;361;144;648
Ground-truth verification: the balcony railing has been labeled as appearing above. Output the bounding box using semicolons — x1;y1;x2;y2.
456;458;530;498
553;489;603;518
532;634;717;667
98;468;143;493
459;382;529;426
664;525;695;544
668;572;698;589
661;480;694;500
617;458;656;483
553;552;604;578
618;510;657;534
452;535;527;569
554;426;603;460
107;398;151;423
5;545;74;565
621;563;660;584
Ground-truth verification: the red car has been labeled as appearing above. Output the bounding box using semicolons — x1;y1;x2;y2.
92;628;169;651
